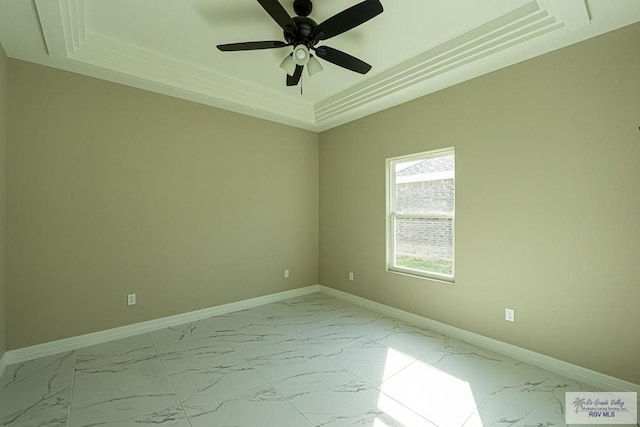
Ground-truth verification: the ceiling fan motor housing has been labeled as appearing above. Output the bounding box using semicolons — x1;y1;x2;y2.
216;0;383;86
285;16;318;47
293;0;313;17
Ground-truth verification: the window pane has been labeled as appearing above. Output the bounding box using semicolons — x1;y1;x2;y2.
388;149;455;281
395;155;454;214
394;217;453;276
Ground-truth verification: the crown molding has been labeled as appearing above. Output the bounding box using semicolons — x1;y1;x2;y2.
35;0;318;130
31;0;605;131
315;2;562;125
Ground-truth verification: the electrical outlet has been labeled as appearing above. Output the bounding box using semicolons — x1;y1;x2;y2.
127;293;136;306
284;269;290;278
505;308;515;322
348;272;354;281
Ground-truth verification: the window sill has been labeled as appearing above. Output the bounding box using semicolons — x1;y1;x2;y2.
387;267;455;285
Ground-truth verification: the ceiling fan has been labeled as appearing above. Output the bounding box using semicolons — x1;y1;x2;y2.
216;0;383;87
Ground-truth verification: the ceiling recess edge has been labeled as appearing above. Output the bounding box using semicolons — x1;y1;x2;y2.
33;0;600;131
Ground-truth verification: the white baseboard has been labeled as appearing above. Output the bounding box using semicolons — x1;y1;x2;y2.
0;352;7;379
318;285;640;394
4;283;638;396
3;285;320;367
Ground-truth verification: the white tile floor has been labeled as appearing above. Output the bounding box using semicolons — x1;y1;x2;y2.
0;293;612;426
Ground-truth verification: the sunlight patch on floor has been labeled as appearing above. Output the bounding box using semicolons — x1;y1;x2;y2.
378;347;483;426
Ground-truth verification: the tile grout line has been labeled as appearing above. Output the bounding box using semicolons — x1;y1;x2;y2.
219;297;352;426
313;315;444;426
215;307;319;427
147;331;194;427
64;337;168;408
275;319;338;427
260;372;315;426
253;299;381;426
1;293;614;426
372;384;438;427
65;351;78;427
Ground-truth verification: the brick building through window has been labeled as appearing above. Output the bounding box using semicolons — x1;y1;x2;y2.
388;149;455;281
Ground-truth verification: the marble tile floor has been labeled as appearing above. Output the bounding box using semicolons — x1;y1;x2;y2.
0;293;616;427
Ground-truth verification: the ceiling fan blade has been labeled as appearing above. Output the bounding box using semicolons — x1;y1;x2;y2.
257;0;298;36
315;46;372;74
312;0;383;41
287;65;304;86
217;41;288;51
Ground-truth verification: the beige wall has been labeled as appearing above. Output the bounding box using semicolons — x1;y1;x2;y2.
319;23;640;384
0;43;7;359
7;60;319;349
4;23;639;385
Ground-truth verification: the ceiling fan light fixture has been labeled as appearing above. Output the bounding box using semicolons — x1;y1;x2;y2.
216;0;384;87
293;44;310;66
279;54;296;76
307;55;323;77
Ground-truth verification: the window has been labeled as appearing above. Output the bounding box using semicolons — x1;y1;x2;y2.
387;148;455;282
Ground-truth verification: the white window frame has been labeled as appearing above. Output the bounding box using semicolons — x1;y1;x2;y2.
386;148;455;283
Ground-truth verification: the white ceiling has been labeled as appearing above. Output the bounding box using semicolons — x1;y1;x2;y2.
1;0;639;131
